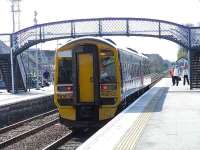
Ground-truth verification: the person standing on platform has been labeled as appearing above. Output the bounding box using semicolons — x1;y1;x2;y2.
183;66;190;85
173;66;180;86
43;70;50;86
169;67;175;86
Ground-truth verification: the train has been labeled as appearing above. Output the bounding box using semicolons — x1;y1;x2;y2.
54;36;155;128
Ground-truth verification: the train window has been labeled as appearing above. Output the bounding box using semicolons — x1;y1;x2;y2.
58;57;72;84
57;50;72;57
100;50;116;83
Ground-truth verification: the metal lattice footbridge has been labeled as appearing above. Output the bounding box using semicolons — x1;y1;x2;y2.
1;17;200;92
11;18;200;55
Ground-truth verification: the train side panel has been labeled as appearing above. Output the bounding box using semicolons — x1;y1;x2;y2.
118;49;143;100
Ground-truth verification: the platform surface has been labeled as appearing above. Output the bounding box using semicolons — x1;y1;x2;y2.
78;78;200;150
135;79;200;150
0;85;54;107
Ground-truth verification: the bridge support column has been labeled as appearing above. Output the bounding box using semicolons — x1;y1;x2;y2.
10;47;15;93
188;49;192;90
189;48;200;89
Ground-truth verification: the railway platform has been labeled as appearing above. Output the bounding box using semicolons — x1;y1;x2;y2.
78;78;200;150
0;85;54;127
0;85;54;107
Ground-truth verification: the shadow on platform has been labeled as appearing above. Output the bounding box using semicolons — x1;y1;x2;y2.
127;87;169;114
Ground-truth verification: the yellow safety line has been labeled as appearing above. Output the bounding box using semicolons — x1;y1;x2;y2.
114;89;165;150
117;113;150;149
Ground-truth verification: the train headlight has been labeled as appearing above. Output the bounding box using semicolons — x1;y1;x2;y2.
100;84;117;98
101;85;108;90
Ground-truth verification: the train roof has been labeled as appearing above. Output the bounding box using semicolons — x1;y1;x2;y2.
140;53;149;59
120;47;148;59
59;36;148;59
127;48;138;53
59;36;118;49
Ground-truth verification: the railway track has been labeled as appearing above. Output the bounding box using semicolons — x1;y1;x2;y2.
42;131;75;150
43;128;98;150
0;109;57;134
2;122;71;150
0;109;59;149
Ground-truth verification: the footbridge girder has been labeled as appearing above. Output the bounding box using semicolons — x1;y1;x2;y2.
10;18;200;56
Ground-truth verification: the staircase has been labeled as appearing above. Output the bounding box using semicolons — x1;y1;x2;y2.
190;50;200;89
0;54;27;92
0;40;27;92
0;54;12;91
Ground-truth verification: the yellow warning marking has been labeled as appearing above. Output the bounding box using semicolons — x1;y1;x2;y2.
114;89;165;150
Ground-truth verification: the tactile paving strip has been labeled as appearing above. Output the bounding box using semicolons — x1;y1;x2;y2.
114;88;166;150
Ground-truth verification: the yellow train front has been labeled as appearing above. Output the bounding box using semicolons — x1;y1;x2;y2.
54;37;151;128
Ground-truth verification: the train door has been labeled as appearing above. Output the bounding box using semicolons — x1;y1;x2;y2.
73;44;99;121
78;53;94;102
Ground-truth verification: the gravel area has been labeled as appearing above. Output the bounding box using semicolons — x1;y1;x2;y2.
0;113;58;142
3;123;70;150
58;129;98;150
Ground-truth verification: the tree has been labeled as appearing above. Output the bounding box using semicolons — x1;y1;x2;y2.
177;47;188;60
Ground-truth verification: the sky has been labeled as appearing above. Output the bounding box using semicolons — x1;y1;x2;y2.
0;0;200;61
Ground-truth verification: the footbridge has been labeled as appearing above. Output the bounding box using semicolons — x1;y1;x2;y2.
2;17;200;92
11;18;200;55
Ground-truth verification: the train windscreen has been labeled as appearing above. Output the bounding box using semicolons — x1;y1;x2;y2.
57;50;72;84
100;50;116;83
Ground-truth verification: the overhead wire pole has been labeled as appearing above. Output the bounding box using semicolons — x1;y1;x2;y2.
34;10;40;90
17;0;21;31
9;0;22;93
10;0;15;93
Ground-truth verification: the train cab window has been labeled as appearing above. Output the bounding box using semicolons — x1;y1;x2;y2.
57;50;72;84
100;50;116;83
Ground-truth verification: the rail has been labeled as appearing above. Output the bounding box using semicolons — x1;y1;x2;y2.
0;109;58;149
42;131;75;150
